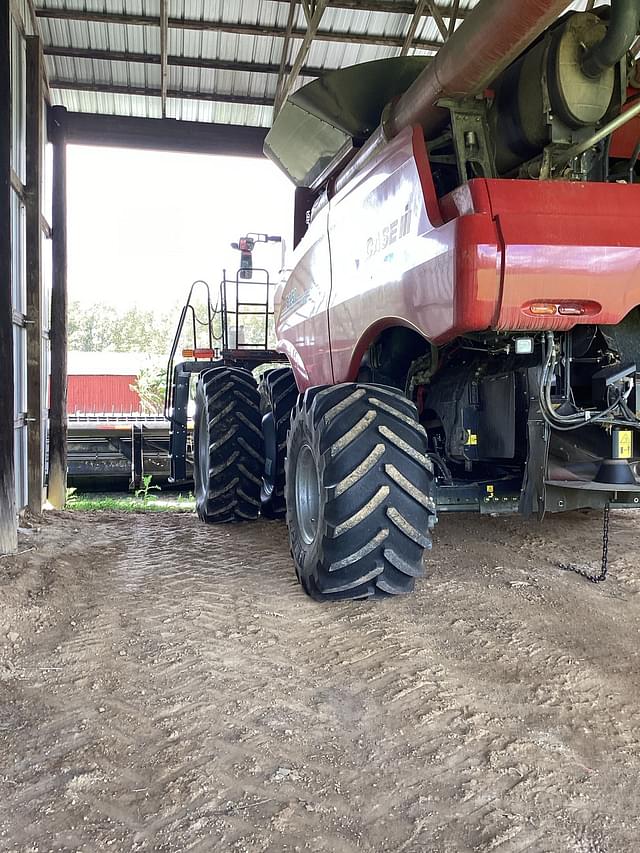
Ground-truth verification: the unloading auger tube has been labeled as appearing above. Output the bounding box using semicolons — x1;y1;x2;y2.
334;0;573;194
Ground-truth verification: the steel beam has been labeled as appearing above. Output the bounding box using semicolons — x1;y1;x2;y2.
35;8;444;51
51;79;274;107
24;0;51;100
277;0;329;111
401;0;429;55
159;0;168;118
0;0;17;553
326;0;464;11
425;0;448;39
47;106;68;510
25;36;44;515
44;45;326;79
447;0;460;37
61;112;268;157
35;2;468;21
275;1;300;114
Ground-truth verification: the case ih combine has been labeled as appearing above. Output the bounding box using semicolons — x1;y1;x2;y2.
187;0;640;601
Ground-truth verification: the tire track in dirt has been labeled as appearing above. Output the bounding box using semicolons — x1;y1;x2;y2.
0;510;639;851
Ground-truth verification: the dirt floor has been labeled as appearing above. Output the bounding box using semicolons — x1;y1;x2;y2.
1;508;640;852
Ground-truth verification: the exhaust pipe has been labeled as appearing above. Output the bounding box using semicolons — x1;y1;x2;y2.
335;0;571;193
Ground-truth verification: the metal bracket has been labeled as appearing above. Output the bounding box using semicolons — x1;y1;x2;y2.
131;423;144;490
438;97;496;181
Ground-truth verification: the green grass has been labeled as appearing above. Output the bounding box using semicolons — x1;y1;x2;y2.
66;491;195;513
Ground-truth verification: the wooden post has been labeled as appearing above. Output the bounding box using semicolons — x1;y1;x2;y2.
25;36;44;515
47;106;68;509
0;0;17;553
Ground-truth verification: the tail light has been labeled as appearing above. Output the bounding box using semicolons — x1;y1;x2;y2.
524;301;601;318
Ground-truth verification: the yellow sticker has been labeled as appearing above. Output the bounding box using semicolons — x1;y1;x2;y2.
465;431;478;446
486;484;494;494
618;430;633;459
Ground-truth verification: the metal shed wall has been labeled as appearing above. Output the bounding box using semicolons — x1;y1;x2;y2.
11;6;28;514
1;0;52;552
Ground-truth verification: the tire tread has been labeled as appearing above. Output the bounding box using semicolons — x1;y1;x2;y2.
286;382;436;600
195;366;264;523
259;367;298;518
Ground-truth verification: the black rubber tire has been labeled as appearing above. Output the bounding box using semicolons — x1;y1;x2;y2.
285;383;437;601
194;366;264;523
259;366;298;519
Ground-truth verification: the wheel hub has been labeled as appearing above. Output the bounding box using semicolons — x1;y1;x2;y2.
295;443;320;545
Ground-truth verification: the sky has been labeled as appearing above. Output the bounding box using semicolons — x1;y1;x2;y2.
66;145;295;312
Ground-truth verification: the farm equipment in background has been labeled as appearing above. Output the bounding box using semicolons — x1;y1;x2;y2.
190;0;640;601
67;413;177;490
64;349;179;490
164;233;287;506
67;234;285;491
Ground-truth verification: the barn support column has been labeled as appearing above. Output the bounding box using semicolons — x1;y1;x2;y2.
25;36;44;514
0;0;17;553
48;106;68;509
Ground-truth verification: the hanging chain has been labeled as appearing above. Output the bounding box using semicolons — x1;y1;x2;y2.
559;503;610;583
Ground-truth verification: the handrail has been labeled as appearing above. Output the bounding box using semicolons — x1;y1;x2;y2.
163;280;215;418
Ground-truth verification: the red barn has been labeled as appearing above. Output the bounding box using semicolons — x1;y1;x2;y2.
67;351;145;414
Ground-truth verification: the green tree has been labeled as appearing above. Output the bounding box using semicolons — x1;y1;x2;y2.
111;307;174;354
131;361;167;415
68;301;176;354
68;302;119;351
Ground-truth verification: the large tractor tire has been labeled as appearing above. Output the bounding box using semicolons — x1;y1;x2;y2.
259;366;298;519
194;366;264;523
285;383;437;601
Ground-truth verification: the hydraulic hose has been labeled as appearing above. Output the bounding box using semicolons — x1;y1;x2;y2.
540;332;640;432
581;0;640;79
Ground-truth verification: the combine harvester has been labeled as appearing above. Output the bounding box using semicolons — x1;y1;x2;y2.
188;0;640;600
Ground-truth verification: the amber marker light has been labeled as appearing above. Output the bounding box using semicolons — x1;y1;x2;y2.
182;348;215;359
528;303;558;315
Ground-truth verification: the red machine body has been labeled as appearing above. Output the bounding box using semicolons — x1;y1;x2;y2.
610;87;640;158
275;126;640;392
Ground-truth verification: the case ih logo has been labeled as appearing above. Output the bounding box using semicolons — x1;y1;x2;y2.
366;203;412;258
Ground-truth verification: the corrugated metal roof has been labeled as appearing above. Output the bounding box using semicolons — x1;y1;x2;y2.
35;0;600;127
